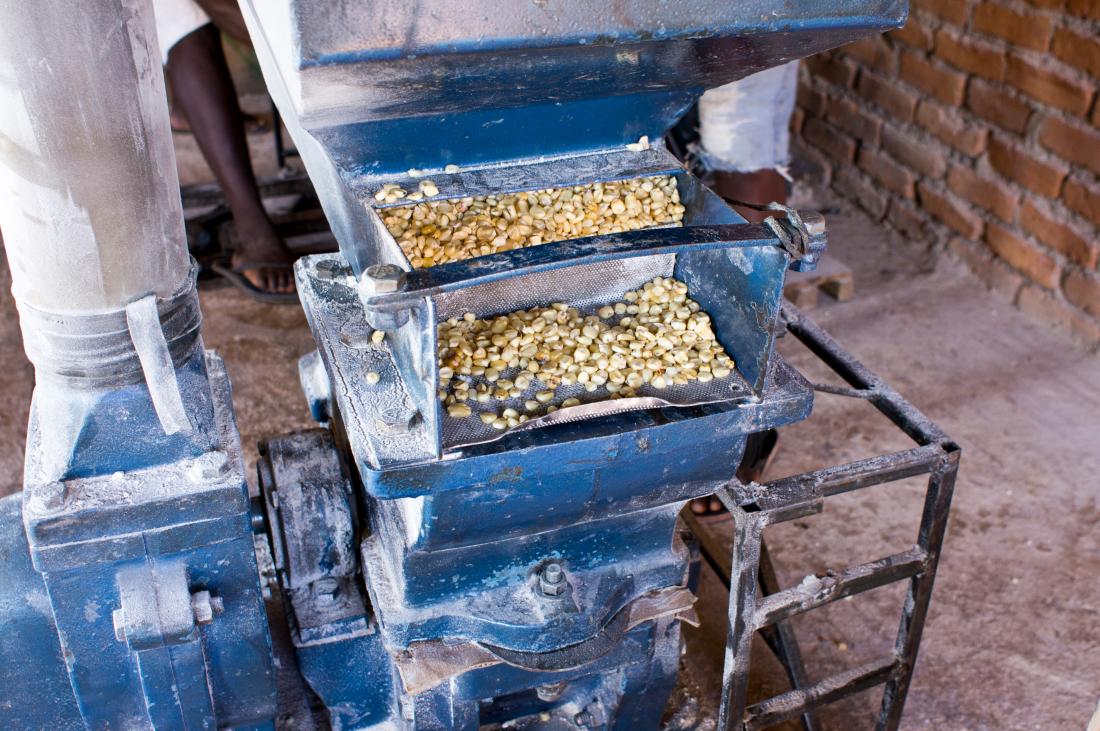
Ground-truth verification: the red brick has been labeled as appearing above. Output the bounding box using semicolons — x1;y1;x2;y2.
1067;0;1100;20
856;71;919;121
1064;176;1100;227
985;222;1060;288
1006;55;1094;116
796;82;826;118
1020;199;1099;268
858;147;916;198
915;100;988;156
899;51;967;106
1064;270;1100;319
802;118;856;164
834;167;889;220
946;164;1019;222
887;199;930;241
973;3;1054;51
1052;27;1100;78
882;124;947;178
826;97;882;146
805;54;857;89
1017;284;1100;345
843;36;898;74
935;29;1006;81
790;139;832;184
918;182;984;238
890;18;934;51
913;0;969;25
1026;0;1065;8
949;236;1025;300
966;80;1032;134
1038;116;1100;177
790;107;806;135
987;137;1068;198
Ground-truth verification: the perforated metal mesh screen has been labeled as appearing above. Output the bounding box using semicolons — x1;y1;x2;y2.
433;255;751;451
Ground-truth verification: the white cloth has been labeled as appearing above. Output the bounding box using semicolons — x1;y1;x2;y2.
152;0;210;62
698;61;799;173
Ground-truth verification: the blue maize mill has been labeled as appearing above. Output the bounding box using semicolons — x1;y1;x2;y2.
0;0;907;728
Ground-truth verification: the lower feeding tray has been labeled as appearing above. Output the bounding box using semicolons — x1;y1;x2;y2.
436;259;754;451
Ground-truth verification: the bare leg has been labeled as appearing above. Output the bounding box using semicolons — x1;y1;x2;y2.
166;24;294;295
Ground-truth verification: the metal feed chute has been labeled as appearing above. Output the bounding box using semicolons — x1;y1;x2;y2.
241;0;904;728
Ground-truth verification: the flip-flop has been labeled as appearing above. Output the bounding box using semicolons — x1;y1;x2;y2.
210;260;299;305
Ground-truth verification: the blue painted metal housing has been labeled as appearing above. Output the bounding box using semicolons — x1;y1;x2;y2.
2;353;277;729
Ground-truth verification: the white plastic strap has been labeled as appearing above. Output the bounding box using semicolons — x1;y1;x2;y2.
125;294;191;435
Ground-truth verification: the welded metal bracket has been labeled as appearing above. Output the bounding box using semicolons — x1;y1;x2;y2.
113;561;218;729
688;302;960;731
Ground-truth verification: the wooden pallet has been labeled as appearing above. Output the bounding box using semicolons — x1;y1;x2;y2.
783;253;854;309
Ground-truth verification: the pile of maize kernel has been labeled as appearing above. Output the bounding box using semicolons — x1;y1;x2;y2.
437;276;735;431
382;175;685;269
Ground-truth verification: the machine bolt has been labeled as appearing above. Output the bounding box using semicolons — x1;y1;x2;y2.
313;259;347;281
360;264;407;295
536;681;567;702
112;608;127;642
313;577;341;603
191;590;224;625
340;323;376;349
574;710;593;727
538;561;567;597
374;406;420;435
800;210;826;237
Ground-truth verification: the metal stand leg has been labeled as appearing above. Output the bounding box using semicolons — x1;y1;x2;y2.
876;454;959;730
758;539;818;731
716;506;766;731
691;303;960;731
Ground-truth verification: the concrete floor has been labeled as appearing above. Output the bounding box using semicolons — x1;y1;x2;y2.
0;131;1097;728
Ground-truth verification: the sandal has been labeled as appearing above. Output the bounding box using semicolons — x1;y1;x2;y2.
210;260;299;304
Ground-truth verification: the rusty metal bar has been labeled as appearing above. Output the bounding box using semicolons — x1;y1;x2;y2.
701;303;959;731
876;450;960;729
757;539;818;731
744;657;900;731
743;444;945;513
781;304;952;448
754;547;928;630
715;507;768;731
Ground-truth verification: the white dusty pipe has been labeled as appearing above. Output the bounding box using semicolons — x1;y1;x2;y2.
0;0;189;314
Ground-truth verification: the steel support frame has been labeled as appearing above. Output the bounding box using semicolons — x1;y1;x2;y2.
698;302;960;731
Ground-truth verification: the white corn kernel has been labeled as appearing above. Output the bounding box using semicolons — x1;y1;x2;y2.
447;403;472;418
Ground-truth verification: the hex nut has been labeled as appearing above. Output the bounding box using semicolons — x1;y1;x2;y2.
191;590;224;625
313;259;346;281
361;264;407;294
539;561;567;597
800;210;826;237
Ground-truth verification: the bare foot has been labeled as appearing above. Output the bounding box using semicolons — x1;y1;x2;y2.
690;496;725;516
233;219;296;295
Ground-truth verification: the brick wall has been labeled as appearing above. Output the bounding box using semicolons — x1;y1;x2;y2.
792;1;1100;347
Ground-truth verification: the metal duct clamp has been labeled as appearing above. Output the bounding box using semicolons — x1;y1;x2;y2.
762;205;827;272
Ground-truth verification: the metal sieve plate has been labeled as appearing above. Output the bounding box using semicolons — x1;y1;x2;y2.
435;258;752;451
